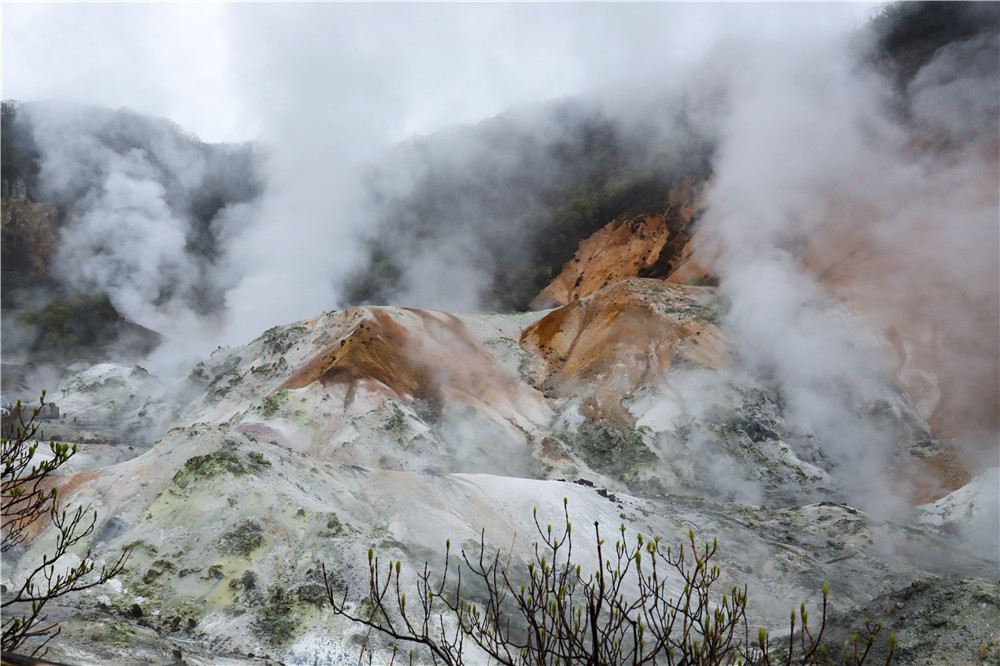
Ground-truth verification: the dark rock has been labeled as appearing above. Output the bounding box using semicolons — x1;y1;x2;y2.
740;419;778;443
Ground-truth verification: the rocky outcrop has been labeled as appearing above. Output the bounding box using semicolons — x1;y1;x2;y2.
530;183;704;309
277;306;548;432
522;279;730;425
530;213;672;309
530;158;997;489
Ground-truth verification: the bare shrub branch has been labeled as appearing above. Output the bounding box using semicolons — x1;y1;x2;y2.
1;392;132;657
326;498;893;665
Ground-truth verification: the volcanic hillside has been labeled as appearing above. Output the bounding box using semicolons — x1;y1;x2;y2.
1;3;998;665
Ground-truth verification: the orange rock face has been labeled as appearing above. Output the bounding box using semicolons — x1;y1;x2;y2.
530;213;671;309
528;155;997;501
280;305;549;430
521;278;731;426
530;184;704;309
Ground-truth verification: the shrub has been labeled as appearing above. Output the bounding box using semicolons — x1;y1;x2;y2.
1;392;131;657
327;499;893;665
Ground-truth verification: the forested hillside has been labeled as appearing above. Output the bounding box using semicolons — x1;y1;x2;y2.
1;102;262;378
341;97;715;311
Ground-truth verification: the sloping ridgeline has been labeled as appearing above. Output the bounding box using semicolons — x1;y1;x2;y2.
340;94;716;312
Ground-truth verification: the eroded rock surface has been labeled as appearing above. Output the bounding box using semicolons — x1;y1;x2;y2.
4;278;995;664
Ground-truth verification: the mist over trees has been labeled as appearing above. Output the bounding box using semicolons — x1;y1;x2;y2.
338;0;999;314
1;1;996;367
340;94;716;313
1;101;263;374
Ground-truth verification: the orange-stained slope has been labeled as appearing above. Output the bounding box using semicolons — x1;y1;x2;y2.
522;279;731;426
279;306;550;430
668;172;1000;459
531;183;704;309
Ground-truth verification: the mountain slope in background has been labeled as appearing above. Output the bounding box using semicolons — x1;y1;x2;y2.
1;101;262;395
340;95;714;313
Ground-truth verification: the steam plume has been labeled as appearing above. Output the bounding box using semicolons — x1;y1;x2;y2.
697;11;999;514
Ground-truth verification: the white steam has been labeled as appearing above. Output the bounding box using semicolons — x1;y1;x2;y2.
697;16;999;511
28;105;225;368
389;236;494;314
3;3;872;354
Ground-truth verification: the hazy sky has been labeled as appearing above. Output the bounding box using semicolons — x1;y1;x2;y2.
2;2;879;145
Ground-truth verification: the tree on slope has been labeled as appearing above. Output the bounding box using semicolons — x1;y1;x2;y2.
1;392;131;657
327;499;894;665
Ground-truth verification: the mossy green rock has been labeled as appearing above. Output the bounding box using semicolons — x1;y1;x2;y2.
217;520;265;558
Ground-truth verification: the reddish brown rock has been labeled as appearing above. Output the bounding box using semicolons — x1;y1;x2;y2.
279;306;550;429
522;278;731;426
530;183;704;309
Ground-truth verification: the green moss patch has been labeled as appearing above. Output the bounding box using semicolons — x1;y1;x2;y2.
141;559;176;584
171;447;271;493
217;520;265;558
259;325;308;356
251;357;289;379
255;585;298;647
320;513;344;538
561;425;657;480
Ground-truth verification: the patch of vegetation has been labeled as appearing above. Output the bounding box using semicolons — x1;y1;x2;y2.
99;622;140;649
256;389;314;428
217;520;265;558
560;425;657;481
259;390;288;419
259;325;307;356
141;559;176;584
9;291;160;357
171;447;271;493
123;539;159;556
207;366;245;402
296;582;328;609
384;403;411;445
247;450;271;467
255;585;298;647
202;564;225;580
251;357;289;379
229;569;259;594
320;513;344;538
